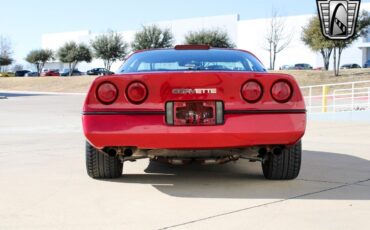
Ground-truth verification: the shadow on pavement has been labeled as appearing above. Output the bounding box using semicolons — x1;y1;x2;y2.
106;150;370;200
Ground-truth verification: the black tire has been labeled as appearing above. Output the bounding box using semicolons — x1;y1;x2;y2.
262;141;302;180
85;142;123;179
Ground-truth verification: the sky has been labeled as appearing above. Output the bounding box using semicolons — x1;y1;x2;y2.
1;0;370;65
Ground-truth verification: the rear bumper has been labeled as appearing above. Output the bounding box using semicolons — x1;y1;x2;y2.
82;113;306;149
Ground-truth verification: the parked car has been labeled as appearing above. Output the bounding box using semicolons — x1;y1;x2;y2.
87;68;114;76
41;70;60;77
15;70;31;77
25;72;39;77
60;69;83;76
341;64;361;69
293;63;313;70
363;60;370;68
0;72;15;77
82;45;306;180
279;65;292;70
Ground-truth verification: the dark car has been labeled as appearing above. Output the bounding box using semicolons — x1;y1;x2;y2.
61;69;83;76
87;68;114;76
15;70;31;77
341;63;361;69
293;63;313;70
363;60;370;68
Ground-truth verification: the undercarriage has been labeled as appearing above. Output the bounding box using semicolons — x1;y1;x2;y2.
100;146;287;165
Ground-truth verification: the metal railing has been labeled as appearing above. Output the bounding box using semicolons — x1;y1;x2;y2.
300;80;370;113
333;87;370;112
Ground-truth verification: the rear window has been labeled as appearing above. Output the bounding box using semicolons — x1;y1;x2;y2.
118;49;266;73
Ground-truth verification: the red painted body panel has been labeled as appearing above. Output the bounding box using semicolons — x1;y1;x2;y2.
82;49;306;150
83;113;306;149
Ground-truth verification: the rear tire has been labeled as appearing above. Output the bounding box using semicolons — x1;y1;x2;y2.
86;142;123;179
262;141;302;180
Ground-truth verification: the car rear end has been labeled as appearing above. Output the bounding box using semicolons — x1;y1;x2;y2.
82;46;306;180
83;72;305;149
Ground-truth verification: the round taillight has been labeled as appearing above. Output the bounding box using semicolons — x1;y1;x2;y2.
96;82;118;105
126;81;148;104
271;81;293;103
241;80;263;103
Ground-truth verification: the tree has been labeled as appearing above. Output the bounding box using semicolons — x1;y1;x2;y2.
302;11;370;76
263;9;292;70
91;31;128;70
0;57;13;72
185;29;235;48
57;41;92;76
331;11;370;76
0;36;13;72
131;25;174;51
302;17;334;71
25;49;54;76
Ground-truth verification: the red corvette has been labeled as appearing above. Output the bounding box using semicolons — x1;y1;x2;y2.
82;45;306;180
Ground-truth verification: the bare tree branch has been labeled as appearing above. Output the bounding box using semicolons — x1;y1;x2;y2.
263;9;292;70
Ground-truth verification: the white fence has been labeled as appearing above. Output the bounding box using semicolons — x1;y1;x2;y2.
300;80;370;113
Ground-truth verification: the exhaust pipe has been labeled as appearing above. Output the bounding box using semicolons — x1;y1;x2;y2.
258;147;267;158
272;147;283;156
105;148;117;157
124;148;134;157
102;147;134;157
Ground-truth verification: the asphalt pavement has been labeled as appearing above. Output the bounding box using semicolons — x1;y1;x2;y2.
0;92;369;229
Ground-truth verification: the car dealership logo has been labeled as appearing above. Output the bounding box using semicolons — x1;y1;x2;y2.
172;88;217;94
317;0;361;40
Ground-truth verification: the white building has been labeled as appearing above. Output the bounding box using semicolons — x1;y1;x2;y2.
42;3;370;72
